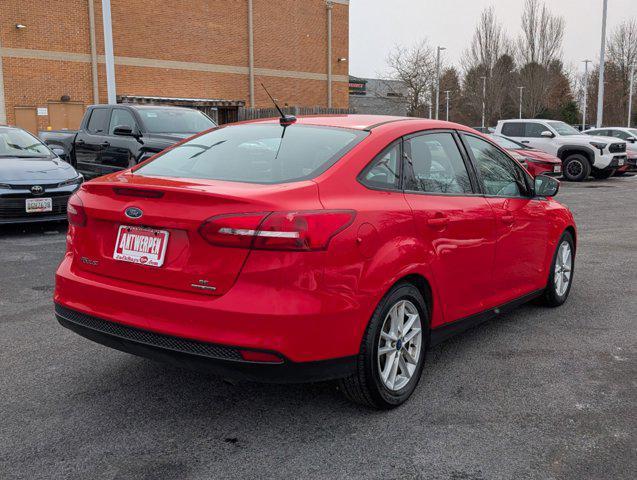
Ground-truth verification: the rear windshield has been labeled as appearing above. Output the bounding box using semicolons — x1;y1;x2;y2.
134;124;368;184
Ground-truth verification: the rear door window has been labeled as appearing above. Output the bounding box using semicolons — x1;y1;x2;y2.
86;108;109;134
500;122;525;137
135;124;367;184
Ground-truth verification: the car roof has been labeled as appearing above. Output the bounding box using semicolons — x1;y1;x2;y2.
500;119;557;124
245;114;462;131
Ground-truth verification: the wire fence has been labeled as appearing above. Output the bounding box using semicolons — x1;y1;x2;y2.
238;106;355;121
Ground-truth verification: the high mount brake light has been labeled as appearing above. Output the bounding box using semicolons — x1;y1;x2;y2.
67;193;87;227
199;210;355;251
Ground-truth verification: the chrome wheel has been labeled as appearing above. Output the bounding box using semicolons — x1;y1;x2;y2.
554;241;573;297
377;299;423;391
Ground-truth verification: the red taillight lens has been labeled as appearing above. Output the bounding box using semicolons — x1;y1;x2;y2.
199;212;270;248
199;210;355;251
67;193;87;227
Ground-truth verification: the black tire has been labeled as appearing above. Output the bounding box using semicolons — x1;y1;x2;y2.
338;282;429;409
562;154;591;182
591;168;616;179
541;231;575;307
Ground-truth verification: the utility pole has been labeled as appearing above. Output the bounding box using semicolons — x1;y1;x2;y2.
518;86;524;119
480;76;487;129
628;63;635;128
582;59;592;130
435;46;446;120
444;90;451;121
596;0;608;127
101;0;117;104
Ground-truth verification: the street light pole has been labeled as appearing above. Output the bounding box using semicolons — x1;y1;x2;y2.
101;0;117;104
628;63;635;128
480;76;487;129
518;86;524;119
596;0;608;127
582;59;592;130
444;90;451;121
435;46;446;120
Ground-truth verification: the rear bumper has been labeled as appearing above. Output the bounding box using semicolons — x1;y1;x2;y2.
55;303;357;383
54;253;369;364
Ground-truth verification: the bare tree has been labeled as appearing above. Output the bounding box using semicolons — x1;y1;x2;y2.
516;0;565;117
386;41;436;117
461;7;514;125
607;18;637;74
517;0;565;67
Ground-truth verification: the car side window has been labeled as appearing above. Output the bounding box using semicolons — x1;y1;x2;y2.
108;109;137;135
524;123;548;138
360;142;401;190
404;132;473;194
463;135;529;198
500;122;525;137
86;108;109;134
611;130;630;140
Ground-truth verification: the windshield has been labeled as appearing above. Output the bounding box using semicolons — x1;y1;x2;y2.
137;108;216;134
135;123;368;184
489;135;528;150
0;127;51;158
628;129;637;137
547;121;580;136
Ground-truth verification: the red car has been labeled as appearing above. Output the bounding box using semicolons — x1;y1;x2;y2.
489;134;563;177
55;115;576;408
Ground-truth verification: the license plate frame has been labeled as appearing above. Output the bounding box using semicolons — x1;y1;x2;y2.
25;197;52;213
113;225;170;267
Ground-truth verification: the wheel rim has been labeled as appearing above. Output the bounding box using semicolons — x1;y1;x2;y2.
554;241;573;297
377;299;423;392
566;160;583;177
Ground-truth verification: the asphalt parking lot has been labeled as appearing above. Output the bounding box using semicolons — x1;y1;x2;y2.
1;177;635;480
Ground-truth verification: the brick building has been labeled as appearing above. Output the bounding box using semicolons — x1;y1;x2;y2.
0;0;350;132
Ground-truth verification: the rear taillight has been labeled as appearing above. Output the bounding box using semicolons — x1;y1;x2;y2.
67;193;87;227
199;210;355;251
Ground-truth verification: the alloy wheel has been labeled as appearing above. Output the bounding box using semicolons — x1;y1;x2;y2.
377;299;423;391
566;160;583;178
554;241;573;297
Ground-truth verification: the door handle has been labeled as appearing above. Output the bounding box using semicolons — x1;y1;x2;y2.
100;141;110;148
520;140;530;144
501;214;514;225
426;215;449;229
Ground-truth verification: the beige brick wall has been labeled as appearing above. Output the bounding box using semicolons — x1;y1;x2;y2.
0;0;349;130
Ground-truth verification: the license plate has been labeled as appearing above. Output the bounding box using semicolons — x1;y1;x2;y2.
618;158;625;166
553;165;562;173
25;197;52;213
113;225;169;267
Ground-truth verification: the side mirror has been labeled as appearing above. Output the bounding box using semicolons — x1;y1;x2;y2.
51;146;66;158
627;137;636;143
113;125;136;137
534;174;560;197
540;130;554;138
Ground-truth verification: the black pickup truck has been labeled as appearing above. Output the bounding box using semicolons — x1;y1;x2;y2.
40;104;216;179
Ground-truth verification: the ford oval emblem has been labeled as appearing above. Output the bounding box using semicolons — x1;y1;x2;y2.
125;207;143;219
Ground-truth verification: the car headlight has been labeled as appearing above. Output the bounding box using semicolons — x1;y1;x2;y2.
57;175;84;188
590;142;607;152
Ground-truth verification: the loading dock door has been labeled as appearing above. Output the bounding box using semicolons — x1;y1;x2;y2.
14;107;38;134
48;102;84;130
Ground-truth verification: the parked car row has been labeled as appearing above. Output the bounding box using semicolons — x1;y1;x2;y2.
494;119;632;182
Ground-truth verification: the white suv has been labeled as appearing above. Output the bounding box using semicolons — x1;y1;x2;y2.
495;119;627;181
583;127;637;171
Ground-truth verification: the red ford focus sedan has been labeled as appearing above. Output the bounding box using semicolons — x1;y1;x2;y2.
55;115;576;408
